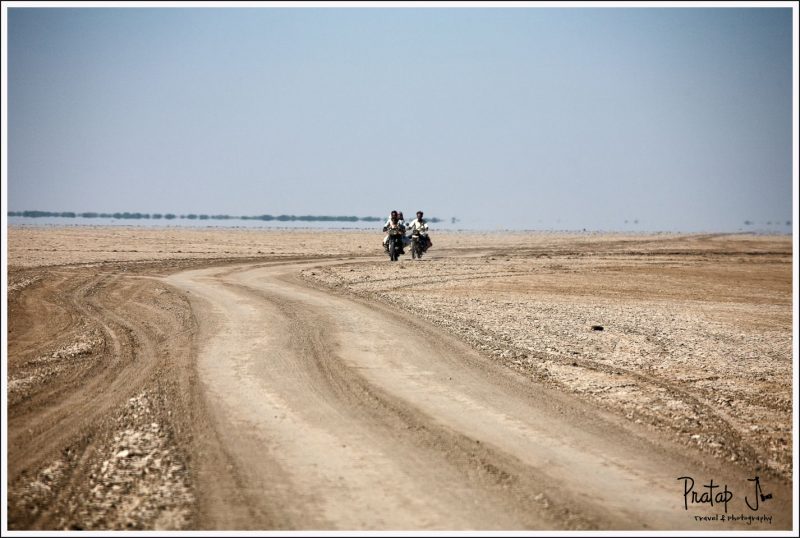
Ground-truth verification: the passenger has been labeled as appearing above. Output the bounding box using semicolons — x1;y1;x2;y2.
397;211;411;248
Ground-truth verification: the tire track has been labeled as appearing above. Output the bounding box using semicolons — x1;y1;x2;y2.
307;258;781;482
166;260;793;530
7;268;197;530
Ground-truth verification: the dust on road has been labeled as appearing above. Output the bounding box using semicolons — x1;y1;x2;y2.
5;228;794;530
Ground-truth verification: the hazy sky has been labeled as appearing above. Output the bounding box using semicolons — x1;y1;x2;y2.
6;6;795;231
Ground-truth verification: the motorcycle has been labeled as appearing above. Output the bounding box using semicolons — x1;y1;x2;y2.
383;224;406;262
410;231;430;259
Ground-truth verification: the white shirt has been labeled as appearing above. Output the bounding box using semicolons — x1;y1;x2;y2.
384;218;405;233
407;218;428;234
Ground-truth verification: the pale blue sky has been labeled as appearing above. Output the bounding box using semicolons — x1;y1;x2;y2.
6;7;795;231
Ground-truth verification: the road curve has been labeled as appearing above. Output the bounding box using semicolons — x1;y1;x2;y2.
165;260;791;531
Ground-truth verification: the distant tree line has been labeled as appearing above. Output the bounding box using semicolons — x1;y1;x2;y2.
743;220;792;227
8;210;442;223
8;210;178;220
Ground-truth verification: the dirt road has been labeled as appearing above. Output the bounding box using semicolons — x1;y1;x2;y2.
7;229;793;531
164;259;792;530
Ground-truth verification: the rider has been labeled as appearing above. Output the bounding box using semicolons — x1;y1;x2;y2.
383;210;406;254
407;210;431;251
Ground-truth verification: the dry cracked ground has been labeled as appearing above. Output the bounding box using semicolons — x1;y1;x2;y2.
4;225;795;530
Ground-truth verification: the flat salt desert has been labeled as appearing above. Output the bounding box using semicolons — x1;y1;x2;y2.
7;226;794;510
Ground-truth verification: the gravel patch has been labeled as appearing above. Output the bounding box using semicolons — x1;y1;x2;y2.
302;242;792;479
69;391;194;530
